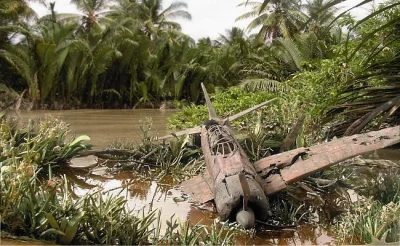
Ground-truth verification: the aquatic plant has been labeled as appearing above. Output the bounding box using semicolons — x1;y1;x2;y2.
156;216;238;245
346;165;400;204
335;199;400;244
168;87;276;130
1;115;90;170
1;153;238;245
0;116;89;243
333;158;400;245
107;119;203;182
81;191;157;245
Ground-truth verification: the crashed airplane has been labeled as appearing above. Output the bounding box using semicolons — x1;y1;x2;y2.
159;83;400;229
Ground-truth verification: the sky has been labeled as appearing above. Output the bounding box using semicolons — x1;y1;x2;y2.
29;0;385;41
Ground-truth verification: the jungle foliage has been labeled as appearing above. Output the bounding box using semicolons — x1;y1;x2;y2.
0;0;398;119
168;0;400;141
1;1;400;244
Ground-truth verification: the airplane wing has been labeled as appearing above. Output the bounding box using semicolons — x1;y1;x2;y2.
158;126;202;140
227;98;278;122
180;173;214;203
254;126;400;196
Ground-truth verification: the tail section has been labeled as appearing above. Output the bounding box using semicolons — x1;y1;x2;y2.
201;83;220;121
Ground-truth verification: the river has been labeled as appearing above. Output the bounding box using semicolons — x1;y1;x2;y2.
20;109;177;149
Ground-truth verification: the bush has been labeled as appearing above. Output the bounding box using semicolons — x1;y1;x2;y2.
1;115;90;170
168;87;275;130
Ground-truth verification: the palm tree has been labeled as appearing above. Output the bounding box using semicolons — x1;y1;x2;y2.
301;0;342;43
217;27;247;45
0;0;42;47
136;0;191;37
327;52;400;137
0;0;39;24
216;27;250;59
0;44;39;108
236;0;305;42
302;0;339;30
70;0;109;33
107;0;141;29
0;2;81;107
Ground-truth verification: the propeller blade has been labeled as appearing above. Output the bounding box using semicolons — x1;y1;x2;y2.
238;173;250;211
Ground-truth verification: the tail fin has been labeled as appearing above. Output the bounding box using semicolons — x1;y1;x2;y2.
201;83;220;121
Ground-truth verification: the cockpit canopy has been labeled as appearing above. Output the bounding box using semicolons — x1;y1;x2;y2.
206;124;238;157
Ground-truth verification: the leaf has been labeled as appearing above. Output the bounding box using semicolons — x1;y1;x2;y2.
60;218;68;232
41;228;66;237
280;114;306;152
345;95;400;135
347;18;400;62
59;211;85;244
68;135;90;147
45;213;60;230
0;83;11;93
57;46;70;69
327;0;373;29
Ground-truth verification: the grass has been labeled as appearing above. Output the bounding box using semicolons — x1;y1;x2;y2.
107;118;204;182
0;116;240;245
333;159;400;244
2;114;399;245
335;199;400;244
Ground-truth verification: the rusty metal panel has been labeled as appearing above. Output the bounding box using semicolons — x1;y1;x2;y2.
257;126;400;195
260;174;287;196
255;148;307;176
181;174;214;204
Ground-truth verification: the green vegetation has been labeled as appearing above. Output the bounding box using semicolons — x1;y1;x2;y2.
1;0;400;245
334;165;400;244
0;116;239;245
335;199;400;244
0;115;90;169
0;0;398;129
108;118;204;182
1;110;399;245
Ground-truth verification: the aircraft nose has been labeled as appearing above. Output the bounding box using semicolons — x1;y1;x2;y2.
236;207;255;229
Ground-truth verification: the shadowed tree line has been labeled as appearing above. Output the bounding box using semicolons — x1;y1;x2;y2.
0;0;399;132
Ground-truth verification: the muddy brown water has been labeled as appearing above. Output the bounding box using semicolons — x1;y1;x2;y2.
3;110;399;245
20;109;178;150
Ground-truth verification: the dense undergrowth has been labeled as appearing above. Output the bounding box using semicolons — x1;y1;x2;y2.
0;116;240;245
0;0;399;121
1;115;399;245
168;57;354;147
1;0;400;244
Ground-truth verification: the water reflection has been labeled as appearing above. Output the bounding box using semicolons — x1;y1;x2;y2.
64;168;193;233
62;166;340;245
17;110;399;245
